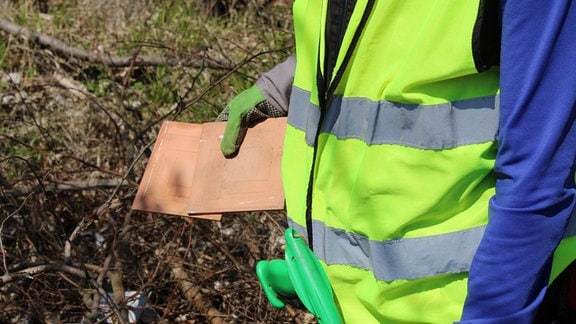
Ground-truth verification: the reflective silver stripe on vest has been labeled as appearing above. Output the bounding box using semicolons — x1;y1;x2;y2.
288;87;500;149
288;219;485;282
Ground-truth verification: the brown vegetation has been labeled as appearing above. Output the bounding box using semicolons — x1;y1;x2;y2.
0;0;309;322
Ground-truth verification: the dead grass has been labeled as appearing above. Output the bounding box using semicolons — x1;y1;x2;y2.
0;0;306;322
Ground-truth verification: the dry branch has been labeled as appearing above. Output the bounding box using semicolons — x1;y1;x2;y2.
4;179;130;197
0;18;232;68
165;251;227;324
0;262;86;284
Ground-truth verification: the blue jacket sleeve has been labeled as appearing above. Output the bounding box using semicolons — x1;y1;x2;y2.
459;1;576;322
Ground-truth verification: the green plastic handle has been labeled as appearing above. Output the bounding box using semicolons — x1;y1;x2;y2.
256;228;344;324
256;259;295;308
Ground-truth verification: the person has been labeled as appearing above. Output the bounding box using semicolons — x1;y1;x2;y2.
219;0;576;322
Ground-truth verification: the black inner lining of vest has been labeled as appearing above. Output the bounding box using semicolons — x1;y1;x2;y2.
324;0;357;89
306;0;375;250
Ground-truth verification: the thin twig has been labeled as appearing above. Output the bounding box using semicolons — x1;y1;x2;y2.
87;255;113;321
0;193;34;275
136;45;293;139
63;138;153;263
263;210;286;232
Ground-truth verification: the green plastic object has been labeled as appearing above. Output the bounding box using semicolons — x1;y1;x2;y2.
256;228;344;324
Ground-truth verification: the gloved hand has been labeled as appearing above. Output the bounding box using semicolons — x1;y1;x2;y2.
218;56;295;157
218;85;286;157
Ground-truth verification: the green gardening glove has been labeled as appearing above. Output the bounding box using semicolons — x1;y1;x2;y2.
218;85;285;157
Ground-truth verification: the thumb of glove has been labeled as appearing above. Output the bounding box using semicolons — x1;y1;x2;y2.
221;85;265;157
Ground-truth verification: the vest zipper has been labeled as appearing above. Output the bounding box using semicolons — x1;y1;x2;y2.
305;0;375;250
